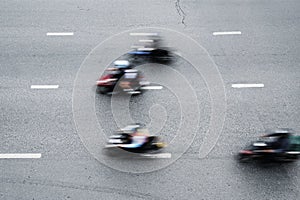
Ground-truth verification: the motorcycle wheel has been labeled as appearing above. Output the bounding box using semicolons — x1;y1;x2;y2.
97;86;112;94
237;154;252;163
281;154;299;162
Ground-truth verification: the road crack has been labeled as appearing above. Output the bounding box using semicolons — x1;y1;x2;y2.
175;0;187;27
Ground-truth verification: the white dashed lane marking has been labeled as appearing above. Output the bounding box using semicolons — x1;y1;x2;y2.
131;45;144;49
232;84;264;88
141;86;163;90
139;39;154;43
137;47;155;51
141;153;172;159
46;32;74;36
213;31;242;36
30;85;59;89
130;33;158;36
0;153;42;159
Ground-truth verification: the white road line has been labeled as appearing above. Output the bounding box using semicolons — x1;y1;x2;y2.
0;153;41;159
31;85;59;89
137;47;155;51
105;145;119;148
141;86;163;90
140;81;150;85
141;153;172;159
213;31;241;36
46;32;74;36
131;45;145;49
232;83;264;88
139;39;154;43
130;33;158;36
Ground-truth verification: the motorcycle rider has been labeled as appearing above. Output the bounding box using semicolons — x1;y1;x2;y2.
107;60;132;80
102;60;143;93
119;69;141;92
107;123;166;152
262;132;290;153
238;129;300;162
120;125;150;148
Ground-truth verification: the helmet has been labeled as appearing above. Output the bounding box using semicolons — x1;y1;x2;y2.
114;60;130;68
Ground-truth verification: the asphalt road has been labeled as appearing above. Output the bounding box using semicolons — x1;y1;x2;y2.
1;0;300;199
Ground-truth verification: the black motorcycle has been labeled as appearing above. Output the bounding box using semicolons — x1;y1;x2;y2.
237;130;300;163
127;48;174;63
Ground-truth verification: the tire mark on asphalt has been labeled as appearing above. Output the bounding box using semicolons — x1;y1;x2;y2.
0;177;165;200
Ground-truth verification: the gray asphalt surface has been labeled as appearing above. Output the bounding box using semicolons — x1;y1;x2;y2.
1;0;300;199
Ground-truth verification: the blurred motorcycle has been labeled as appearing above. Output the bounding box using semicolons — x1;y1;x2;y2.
96;60;147;95
105;124;167;153
128;48;174;63
128;34;174;63
237;129;300;162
